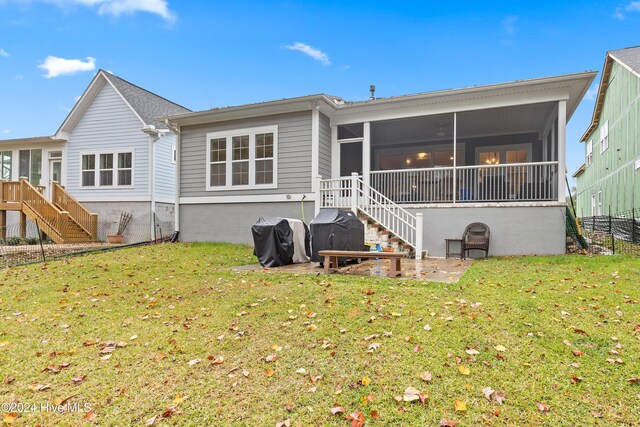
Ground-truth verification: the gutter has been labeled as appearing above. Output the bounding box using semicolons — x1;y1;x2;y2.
142;124;161;240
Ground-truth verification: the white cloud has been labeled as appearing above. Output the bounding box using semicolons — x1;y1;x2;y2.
4;0;175;22
0;48;8;57
285;42;331;66
38;56;96;78
2;130;10;134
614;1;640;19
502;15;518;35
585;85;598;101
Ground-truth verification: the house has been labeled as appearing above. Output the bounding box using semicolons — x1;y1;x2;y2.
573;46;640;217
0;70;190;242
166;71;596;257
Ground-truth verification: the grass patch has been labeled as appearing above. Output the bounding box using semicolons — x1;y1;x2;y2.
0;244;638;426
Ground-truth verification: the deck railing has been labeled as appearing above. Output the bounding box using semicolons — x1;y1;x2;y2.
52;182;98;240
368;161;558;204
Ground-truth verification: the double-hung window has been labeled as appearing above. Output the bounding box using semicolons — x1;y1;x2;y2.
81;151;133;187
586;140;593;166
206;126;277;190
18;149;42;185
600;121;609;153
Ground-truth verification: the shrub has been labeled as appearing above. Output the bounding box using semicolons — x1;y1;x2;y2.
24;237;39;245
6;237;22;246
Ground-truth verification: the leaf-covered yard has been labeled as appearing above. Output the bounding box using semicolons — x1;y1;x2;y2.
0;243;639;426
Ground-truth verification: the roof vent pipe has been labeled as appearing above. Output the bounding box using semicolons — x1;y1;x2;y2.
369;85;375;100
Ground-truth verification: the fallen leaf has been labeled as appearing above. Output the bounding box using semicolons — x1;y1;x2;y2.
2;413;19;424
210;356;224;365
145;415;158;426
330;405;345;415
466;348;479;356
572;350;583;357
482;387;495;401
361;376;371;386
458;365;470;375
367;343;381;352
71;374;86;384
537;403;550;413
423;324;432;331
494;345;506;352
187;358;200;366
84;411;97;421
275;419;290;427
419;371;432;382
265;355;278;362
154;353;166;362
440;418;458;427
345;410;365;427
454;399;467;411
100;354;112;361
265;369;275;377
28;383;51;392
570;376;583;384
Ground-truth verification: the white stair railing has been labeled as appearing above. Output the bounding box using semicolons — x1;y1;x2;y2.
318;173;423;259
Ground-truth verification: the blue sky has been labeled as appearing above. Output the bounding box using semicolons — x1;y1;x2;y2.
1;0;639;180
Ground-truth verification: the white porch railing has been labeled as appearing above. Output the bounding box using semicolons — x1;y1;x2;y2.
368;161;558;203
318;174;423;258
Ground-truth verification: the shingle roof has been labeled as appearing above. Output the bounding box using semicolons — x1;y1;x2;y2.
103;71;190;129
609;45;640;75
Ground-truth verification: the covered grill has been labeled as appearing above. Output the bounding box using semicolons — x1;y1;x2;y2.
309;209;365;262
251;217;295;267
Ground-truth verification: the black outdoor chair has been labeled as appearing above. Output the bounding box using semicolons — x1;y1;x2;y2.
462;222;490;259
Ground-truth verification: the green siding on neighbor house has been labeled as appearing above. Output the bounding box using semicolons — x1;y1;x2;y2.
576;61;640;216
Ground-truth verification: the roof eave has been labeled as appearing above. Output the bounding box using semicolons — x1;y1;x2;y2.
166;94;339;126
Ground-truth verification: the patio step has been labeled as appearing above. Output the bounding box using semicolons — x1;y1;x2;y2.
358;213;416;258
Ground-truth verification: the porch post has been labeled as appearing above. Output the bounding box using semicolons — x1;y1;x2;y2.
557;100;567;202
452;112;457;204
415;212;423;260
311;105;320;193
351;172;359;214
363;122;371;186
331;125;339;179
314;175;322;216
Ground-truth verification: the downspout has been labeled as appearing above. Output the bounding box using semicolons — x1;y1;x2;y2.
165;119;181;237
142;125;160;241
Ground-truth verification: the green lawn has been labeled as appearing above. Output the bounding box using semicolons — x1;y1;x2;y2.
0;243;639;426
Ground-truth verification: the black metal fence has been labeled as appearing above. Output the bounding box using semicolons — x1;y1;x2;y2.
0;214;175;268
578;208;640;255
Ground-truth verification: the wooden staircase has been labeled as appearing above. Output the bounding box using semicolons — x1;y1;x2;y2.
0;179;97;243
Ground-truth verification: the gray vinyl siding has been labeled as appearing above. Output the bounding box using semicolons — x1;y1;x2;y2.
66;82;149;199
318;113;332;178
154;133;176;200
180;111;313;197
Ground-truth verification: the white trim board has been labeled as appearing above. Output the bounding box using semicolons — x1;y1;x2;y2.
180;193;316;204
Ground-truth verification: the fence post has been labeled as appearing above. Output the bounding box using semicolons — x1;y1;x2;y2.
611;233;615;254
36;220;46;262
415;212;424;260
633;208;636;244
351;172;359;214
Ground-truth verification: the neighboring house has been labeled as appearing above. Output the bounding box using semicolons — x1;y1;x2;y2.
167;71;596;257
0;70;190;241
574;46;640;217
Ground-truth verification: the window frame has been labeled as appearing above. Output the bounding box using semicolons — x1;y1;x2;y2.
599;121;609;153
0;150;12;181
79;150;134;188
586;140;593;166
205;125;278;191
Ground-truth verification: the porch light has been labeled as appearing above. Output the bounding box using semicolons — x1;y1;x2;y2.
406;159;411;165
417;152;427;159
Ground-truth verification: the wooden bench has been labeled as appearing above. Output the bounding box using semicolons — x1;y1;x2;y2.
318;250;406;277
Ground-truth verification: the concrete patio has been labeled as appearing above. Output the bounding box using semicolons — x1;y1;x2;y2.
233;257;475;283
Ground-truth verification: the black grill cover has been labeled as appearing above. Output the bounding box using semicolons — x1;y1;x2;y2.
309;209;365;262
251;217;294;267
